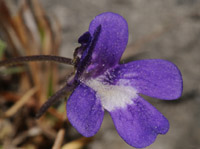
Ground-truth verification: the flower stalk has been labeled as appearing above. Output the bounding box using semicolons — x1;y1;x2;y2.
0;55;74;67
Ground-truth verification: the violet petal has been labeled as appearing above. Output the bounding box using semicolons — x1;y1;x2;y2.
67;83;104;137
112;59;183;100
87;12;128;76
109;96;169;148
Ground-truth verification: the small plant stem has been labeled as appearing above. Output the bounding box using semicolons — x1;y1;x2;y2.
35;83;75;118
0;55;74;66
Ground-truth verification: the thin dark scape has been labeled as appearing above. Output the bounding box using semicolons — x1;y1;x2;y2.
35;83;76;118
0;55;74;67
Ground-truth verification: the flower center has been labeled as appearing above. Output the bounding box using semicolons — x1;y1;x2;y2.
84;78;138;112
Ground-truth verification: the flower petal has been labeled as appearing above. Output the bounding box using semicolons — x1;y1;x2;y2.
111;59;183;100
87;12;128;76
109;96;169;148
67;83;104;137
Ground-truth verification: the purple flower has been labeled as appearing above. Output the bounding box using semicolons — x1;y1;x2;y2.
67;12;183;148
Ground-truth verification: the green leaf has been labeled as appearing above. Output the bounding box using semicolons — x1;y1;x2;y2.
47;71;54;97
0;67;25;75
0;40;6;59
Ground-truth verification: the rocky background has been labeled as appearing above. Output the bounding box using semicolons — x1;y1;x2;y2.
39;0;200;149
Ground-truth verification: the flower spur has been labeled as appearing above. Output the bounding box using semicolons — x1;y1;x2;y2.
0;12;183;148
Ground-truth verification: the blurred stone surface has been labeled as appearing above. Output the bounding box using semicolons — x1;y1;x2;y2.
41;0;200;148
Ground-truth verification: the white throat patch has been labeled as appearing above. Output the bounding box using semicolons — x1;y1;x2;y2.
85;78;138;112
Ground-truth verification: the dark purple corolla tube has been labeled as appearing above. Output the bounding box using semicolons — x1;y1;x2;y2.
67;12;183;148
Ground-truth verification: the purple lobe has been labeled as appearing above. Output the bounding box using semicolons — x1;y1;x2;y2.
112;59;183;100
109;96;169;148
67;83;104;137
87;12;129;76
